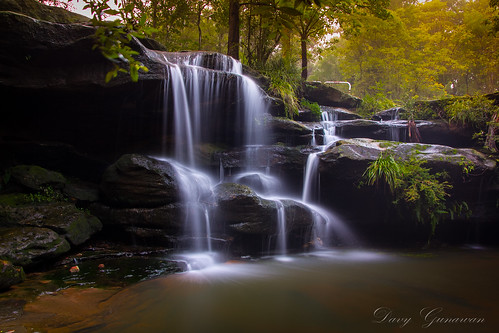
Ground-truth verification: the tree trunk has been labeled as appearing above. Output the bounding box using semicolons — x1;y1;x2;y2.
228;0;240;60
301;38;307;80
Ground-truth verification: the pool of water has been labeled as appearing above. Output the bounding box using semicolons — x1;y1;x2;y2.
3;248;499;333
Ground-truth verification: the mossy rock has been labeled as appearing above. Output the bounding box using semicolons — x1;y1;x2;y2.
101;154;181;208
0;227;70;266
10;165;66;191
0;202;102;246
0;260;25;290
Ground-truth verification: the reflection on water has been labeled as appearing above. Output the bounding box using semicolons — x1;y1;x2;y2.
4;249;499;333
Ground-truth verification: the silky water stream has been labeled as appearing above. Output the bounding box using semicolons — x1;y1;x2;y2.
2;55;498;333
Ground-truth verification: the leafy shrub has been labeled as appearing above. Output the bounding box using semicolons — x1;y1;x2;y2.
445;94;498;129
263;59;301;118
444;94;499;150
300;99;321;117
357;92;396;118
361;152;471;241
25;186;67;203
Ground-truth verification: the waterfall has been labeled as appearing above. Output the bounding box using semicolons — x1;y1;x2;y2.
302;152;320;203
149;50;356;257
275;200;287;256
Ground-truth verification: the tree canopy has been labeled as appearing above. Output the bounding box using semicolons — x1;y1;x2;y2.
41;0;497;99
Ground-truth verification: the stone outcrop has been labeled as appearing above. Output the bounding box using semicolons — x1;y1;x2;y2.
0;202;102;246
0;227;71;266
101;154;181;208
303;82;361;109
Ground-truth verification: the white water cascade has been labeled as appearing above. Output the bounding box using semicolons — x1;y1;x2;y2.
150;50;356;259
275;200;287;256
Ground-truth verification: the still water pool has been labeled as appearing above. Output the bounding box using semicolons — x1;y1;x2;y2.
4;249;499;333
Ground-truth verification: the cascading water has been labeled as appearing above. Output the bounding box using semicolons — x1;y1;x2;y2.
275;200;287;256
151;50;355;260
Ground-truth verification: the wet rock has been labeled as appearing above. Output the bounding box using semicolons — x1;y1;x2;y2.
90;203;184;231
10;165;66;191
63;180;100;202
213;183;315;234
101;154;181;208
213;145;308;196
318;119;475;147
213;183;277;234
319;138;496;204
267;117;313;146
0;202;102;246
372;107;405;121
0;227;70;266
303;82;361;109
0;260;25;290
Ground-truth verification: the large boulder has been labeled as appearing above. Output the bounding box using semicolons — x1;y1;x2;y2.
319;139;496;194
101;154;181;208
303;82;361;109
0;227;70;266
0;202;102;246
212;183;316;252
315;138;497;245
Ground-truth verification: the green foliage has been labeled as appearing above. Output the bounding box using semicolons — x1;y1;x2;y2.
327;0;498;100
82;0;153;82
264;58;302;118
400;96;437;120
25;186;67;203
361;152;401;194
357;90;396;117
362;152;472;240
300;98;321;116
445;94;498;130
444;94;499;149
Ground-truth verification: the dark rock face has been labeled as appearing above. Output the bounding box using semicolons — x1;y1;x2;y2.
90;203;184;232
0;227;70;266
101;154;181;208
267;116;313;146
303;82;361;109
312;119;475;147
0;260;25;290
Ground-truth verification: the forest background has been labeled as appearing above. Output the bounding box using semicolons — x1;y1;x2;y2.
41;0;498;103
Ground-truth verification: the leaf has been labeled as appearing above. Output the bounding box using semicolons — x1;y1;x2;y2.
279;6;303;16
105;70;117;83
104;9;120;15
